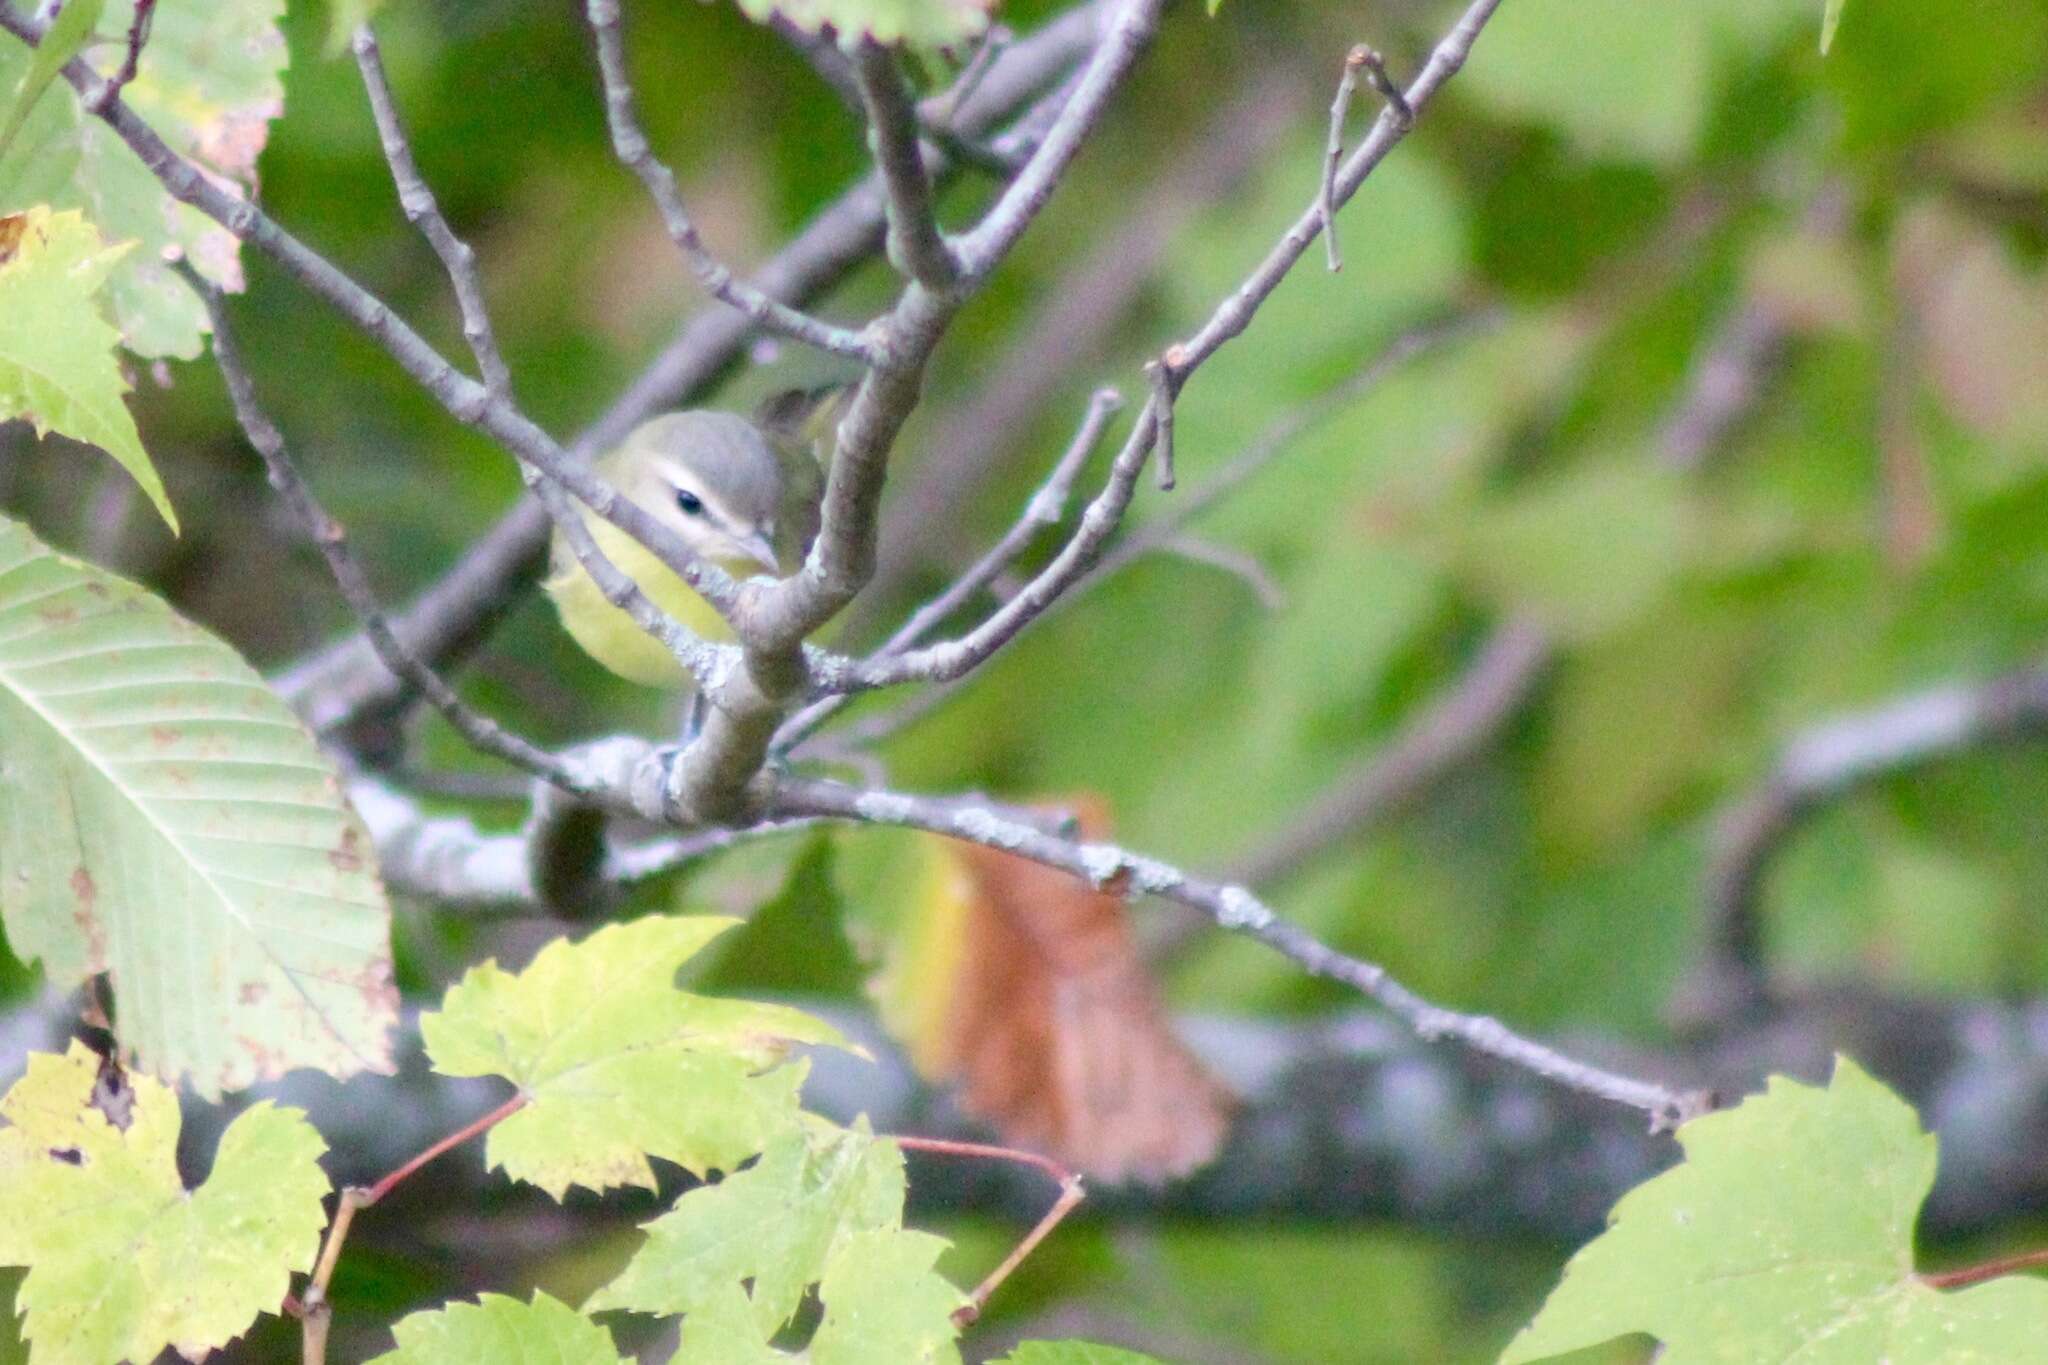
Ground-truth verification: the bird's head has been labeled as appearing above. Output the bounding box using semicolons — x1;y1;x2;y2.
609;411;787;576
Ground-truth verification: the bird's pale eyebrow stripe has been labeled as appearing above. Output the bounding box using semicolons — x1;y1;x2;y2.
653;466;737;529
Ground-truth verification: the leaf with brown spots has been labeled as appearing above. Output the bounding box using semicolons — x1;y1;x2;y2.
859;808;1234;1184
0;513;395;1098
0;1041;329;1365
0;0;287;358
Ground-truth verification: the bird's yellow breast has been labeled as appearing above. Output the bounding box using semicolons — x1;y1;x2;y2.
543;515;748;688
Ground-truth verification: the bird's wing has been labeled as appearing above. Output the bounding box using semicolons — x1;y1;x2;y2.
755;385;847;565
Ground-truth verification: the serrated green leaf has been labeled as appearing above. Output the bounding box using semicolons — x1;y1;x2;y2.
0;514;396;1097
0;0;286;358
420;915;851;1197
0;1041;329;1365
590;1125;905;1334
731;0;989;51
1821;0;1848;52
372;1292;628;1365
1503;1056;2048;1363
663;1234;965;1365
994;1344;1170;1365
670;1283;790;1364
0;207;172;531
0;0;102;163
809;1227;963;1365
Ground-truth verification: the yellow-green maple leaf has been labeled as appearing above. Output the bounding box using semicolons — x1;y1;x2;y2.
421;914;852;1198
0;1042;329;1365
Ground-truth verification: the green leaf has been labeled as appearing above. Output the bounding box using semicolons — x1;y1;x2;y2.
589;1124;906;1332
808;1227;963;1365
0;1041;329;1365
372;1292;629;1365
994;1344;1170;1364
1821;0;1848;52
0;514;396;1097
420;915;851;1197
0;0;103;163
731;0;990;51
590;1123;962;1364
0;206;173;531
0;0;287;358
1502;1056;2048;1363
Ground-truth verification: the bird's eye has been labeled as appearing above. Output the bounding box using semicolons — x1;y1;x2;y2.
674;489;705;516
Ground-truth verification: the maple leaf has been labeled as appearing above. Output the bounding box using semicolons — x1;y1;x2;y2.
420;914;852;1197
0;1041;329;1365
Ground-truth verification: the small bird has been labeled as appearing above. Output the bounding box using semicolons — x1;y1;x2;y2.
544;390;839;687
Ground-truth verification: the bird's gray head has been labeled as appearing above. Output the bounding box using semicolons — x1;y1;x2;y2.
616;411;787;574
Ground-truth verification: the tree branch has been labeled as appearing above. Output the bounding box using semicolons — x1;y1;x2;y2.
1222;615;1554;886
767;774;1701;1126
44;979;2039;1242
853;39;960;289
849;3;1506;694
275;3;1104;736
811;312;1484;753
352;26;511;403
198;280;599;800
862;70;1296;612
776;386;1125;753
582;0;874;360
1683;664;2048;1019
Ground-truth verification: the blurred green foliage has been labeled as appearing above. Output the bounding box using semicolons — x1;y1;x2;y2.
7;0;2048;1358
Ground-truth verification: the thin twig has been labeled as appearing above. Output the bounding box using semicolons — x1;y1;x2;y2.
299;1092;528;1363
851;0;1508;694
1357;46;1411;127
1225;615;1551;885
85;0;153;115
1923;1245;2048;1291
892;1135;1085;1326
583;0;872;360
923;25;1012;128
959;1177;1084;1325
274;5;1106;734
658;0;1166;822
366;1092;530;1205
776;387;1124;751
1151;535;1286;609
950;0;1164;280
853;39;960;289
817;313;1482;753
1684;665;2048;1019
1147;348;1183;490
767;14;867;120
1320;46;1368;272
773;775;1702;1127
352;26;512;401
198;280;599;799
865;71;1297;609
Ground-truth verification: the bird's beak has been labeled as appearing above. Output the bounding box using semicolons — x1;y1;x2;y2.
734;531;780;576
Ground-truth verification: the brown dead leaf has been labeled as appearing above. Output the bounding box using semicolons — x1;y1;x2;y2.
924;803;1234;1184
0;212;26;264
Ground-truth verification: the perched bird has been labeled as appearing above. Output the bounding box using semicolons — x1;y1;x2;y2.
544;389;839;686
